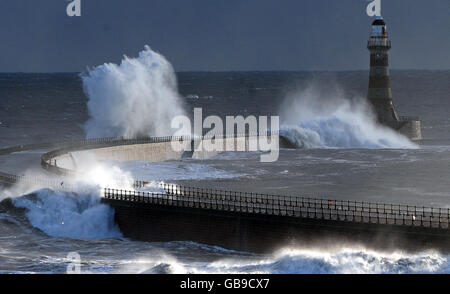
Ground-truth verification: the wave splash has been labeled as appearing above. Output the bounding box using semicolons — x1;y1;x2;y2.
199;248;448;274
13;189;122;239
279;83;417;149
125;246;448;274
82;46;186;139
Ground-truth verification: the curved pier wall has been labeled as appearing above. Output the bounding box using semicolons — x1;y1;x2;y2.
74;142;183;162
52;141;184;170
51;136;274;169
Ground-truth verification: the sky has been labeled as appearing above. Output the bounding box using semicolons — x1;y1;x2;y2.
0;0;449;72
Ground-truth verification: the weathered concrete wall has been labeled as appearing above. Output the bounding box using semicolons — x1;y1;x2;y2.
191;136;260;159
53;142;184;170
52;135;278;169
399;120;422;141
75;142;183;162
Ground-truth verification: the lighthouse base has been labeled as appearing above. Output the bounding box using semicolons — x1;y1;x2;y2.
397;117;422;141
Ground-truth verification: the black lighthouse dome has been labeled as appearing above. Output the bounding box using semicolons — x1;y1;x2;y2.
372;17;386;26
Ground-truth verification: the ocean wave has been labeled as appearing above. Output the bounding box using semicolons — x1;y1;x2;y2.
13;189;122;239
132;247;449;274
279;83;417;149
82;46;186;139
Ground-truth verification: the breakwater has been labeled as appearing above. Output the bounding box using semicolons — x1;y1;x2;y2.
102;183;450;252
1;135;449;253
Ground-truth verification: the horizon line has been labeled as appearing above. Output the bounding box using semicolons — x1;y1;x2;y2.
0;68;449;75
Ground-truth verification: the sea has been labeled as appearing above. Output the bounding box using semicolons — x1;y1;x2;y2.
0;65;449;273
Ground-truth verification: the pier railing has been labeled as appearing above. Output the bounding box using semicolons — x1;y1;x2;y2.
3;169;449;230
105;182;450;230
4;170;448;230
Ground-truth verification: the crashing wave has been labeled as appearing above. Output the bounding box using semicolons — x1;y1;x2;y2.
82;46;186;139
13;189;122;239
279;83;417;149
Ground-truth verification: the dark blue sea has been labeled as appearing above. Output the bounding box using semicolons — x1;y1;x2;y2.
1;69;450;273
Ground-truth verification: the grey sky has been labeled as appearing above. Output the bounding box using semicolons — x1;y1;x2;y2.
0;0;449;72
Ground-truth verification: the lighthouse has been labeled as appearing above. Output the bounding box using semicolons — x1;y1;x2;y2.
367;16;399;126
366;16;422;140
